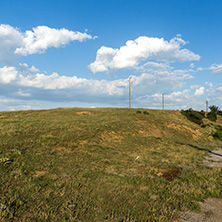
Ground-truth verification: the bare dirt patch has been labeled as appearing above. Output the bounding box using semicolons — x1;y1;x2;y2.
100;131;124;143
134;119;165;137
203;148;222;167
167;123;202;140
33;171;47;177
162;167;182;181
76;111;93;116
179;198;222;222
138;128;164;137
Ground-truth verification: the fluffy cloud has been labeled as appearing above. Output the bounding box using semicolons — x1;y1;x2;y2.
0;66;18;83
0;63;193;105
88;35;200;73
14;26;93;56
194;86;205;96
0;25;23;64
0;24;94;64
209;64;222;74
1;62;217;111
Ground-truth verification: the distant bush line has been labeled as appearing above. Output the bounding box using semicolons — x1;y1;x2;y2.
181;107;222;141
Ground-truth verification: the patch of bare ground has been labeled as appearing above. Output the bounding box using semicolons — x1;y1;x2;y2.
178;148;222;222
166;123;202;140
100;131;124;143
33;171;47;177
203;148;222;167
179;198;222;222
75;111;93;116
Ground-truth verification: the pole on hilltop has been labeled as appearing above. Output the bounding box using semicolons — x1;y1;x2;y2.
206;100;208;112
129;77;132;109
162;92;164;110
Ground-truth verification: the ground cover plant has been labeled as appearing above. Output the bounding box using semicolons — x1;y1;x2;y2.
0;108;222;221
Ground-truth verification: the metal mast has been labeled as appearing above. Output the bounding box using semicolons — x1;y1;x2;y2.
129;77;132;108
162;92;164;110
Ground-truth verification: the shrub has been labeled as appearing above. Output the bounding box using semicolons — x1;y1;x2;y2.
181;109;204;125
136;110;142;114
200;110;205;117
212;125;222;140
217;111;222;116
207;112;217;122
209;105;219;114
143;111;149;115
213;130;222;140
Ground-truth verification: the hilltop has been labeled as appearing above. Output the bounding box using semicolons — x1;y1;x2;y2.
0;108;222;221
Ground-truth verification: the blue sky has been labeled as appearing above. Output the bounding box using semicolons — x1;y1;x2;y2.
0;0;221;111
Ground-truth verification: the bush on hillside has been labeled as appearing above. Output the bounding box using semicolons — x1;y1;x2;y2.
181;108;204;125
207;112;217;122
136;110;142;114
217;110;222;116
209;105;219;114
213;126;222;140
200;110;206;117
143;111;149;115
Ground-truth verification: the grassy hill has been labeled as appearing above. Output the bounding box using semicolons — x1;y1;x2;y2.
0;108;222;221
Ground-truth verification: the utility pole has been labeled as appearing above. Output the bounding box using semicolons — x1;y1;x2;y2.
206;100;208;112
162;92;164;110
129;77;132;109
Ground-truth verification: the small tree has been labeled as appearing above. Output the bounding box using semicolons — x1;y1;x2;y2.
209;105;219;114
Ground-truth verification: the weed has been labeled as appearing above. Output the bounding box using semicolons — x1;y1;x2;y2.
143;111;149;115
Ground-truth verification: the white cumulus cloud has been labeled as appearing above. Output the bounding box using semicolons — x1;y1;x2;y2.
88;35;200;73
194;86;205;96
0;24;94;64
0;24;23;64
0;63;193;105
0;66;18;83
15;26;93;56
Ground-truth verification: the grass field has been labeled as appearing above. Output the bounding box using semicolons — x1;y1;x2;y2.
0;108;222;221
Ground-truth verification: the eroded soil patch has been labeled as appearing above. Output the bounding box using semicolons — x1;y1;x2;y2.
76;111;93;116
179;198;222;222
203;148;222;167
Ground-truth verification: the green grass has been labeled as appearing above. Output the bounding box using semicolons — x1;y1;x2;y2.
0;108;222;221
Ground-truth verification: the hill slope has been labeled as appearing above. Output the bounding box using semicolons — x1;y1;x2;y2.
0;108;222;221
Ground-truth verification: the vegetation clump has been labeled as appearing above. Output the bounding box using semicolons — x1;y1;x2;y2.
209;105;219;114
143;111;149;115
136;110;142;114
181;108;204;125
207;112;217;122
213;125;222;140
181;106;220;125
217;110;222;116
